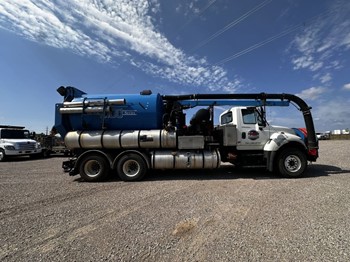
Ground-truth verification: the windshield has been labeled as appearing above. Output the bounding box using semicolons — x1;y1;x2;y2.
0;129;30;139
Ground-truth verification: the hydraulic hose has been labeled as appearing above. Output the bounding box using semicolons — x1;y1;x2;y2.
162;93;318;150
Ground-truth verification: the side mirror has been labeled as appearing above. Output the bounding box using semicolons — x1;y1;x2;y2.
257;115;267;128
30;132;36;139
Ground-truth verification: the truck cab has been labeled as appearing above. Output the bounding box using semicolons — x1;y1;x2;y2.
220;107;268;150
218;106;316;176
219;107;299;150
0;125;42;161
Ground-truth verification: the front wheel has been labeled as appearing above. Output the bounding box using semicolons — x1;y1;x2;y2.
79;154;110;182
0;149;6;162
277;148;307;178
116;154;147;181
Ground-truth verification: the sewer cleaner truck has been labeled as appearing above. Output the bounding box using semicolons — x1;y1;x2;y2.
54;86;319;182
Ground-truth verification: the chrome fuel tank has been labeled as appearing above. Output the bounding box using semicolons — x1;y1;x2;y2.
151;150;221;169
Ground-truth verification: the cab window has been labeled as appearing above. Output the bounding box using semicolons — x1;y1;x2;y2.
242;109;257;124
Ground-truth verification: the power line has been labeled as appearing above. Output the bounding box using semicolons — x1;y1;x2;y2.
197;0;218;17
214;7;339;66
215;24;301;65
177;0;218;34
192;0;273;52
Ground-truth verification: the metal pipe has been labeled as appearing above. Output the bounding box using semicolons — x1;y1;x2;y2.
63;99;125;108
108;99;126;105
60;106;110;114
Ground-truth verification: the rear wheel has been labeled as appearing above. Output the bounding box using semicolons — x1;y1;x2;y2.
277;148;307;178
117;154;147;181
0;149;6;162
79;154;110;182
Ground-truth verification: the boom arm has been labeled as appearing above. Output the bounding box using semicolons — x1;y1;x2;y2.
175;99;290;107
162;93;318;151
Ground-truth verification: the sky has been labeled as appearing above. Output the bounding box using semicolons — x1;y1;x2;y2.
0;0;349;133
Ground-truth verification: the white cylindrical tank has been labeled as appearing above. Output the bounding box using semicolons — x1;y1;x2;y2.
64;130;177;150
151;150;220;169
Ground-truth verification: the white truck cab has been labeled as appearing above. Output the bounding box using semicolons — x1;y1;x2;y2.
218;106;311;176
0;125;42;161
219;106;303;150
220;107;270;150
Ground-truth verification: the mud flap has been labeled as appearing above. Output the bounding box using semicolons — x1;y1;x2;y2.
62;159;78;176
264;150;276;172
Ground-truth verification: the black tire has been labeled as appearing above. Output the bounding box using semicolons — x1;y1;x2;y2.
117;154;147;181
277;148;307;178
0;149;6;162
79;154;110;182
30;153;42;160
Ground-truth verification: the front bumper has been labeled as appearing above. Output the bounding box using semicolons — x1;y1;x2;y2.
5;149;42;156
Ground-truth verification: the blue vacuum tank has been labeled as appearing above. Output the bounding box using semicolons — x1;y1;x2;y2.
55;87;164;136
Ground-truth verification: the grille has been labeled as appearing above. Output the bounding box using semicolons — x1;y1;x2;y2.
18;142;36;151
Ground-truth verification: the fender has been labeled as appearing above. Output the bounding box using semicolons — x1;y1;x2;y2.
69;150;114;175
264;132;307;172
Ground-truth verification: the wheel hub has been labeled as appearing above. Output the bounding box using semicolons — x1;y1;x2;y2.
84;160;101;177
123;160;140;177
285;155;301;173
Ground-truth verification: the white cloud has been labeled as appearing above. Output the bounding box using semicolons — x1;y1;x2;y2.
0;0;239;92
319;73;332;84
313;98;350;130
268;95;350;131
290;1;350;78
292;56;323;71
343;83;350;90
296;87;327;101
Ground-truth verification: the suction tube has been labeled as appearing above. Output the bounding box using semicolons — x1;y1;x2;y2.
162;93;318;151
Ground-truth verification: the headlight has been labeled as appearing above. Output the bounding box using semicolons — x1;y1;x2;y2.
36;143;42;149
4;145;16;150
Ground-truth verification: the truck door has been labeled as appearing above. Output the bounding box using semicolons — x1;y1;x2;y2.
237;108;270;150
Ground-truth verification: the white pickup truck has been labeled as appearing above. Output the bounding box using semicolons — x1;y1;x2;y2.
0;125;42;161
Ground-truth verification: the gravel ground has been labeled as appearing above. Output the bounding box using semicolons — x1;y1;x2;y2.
1;140;350;261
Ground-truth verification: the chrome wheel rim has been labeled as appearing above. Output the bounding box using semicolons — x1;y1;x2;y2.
0;151;4;161
284;155;302;173
122;160;140;177
84;160;102;178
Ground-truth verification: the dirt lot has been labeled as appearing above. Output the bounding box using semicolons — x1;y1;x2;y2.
1;140;350;261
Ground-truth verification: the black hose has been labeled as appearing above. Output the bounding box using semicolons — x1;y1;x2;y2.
162;93;318;150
